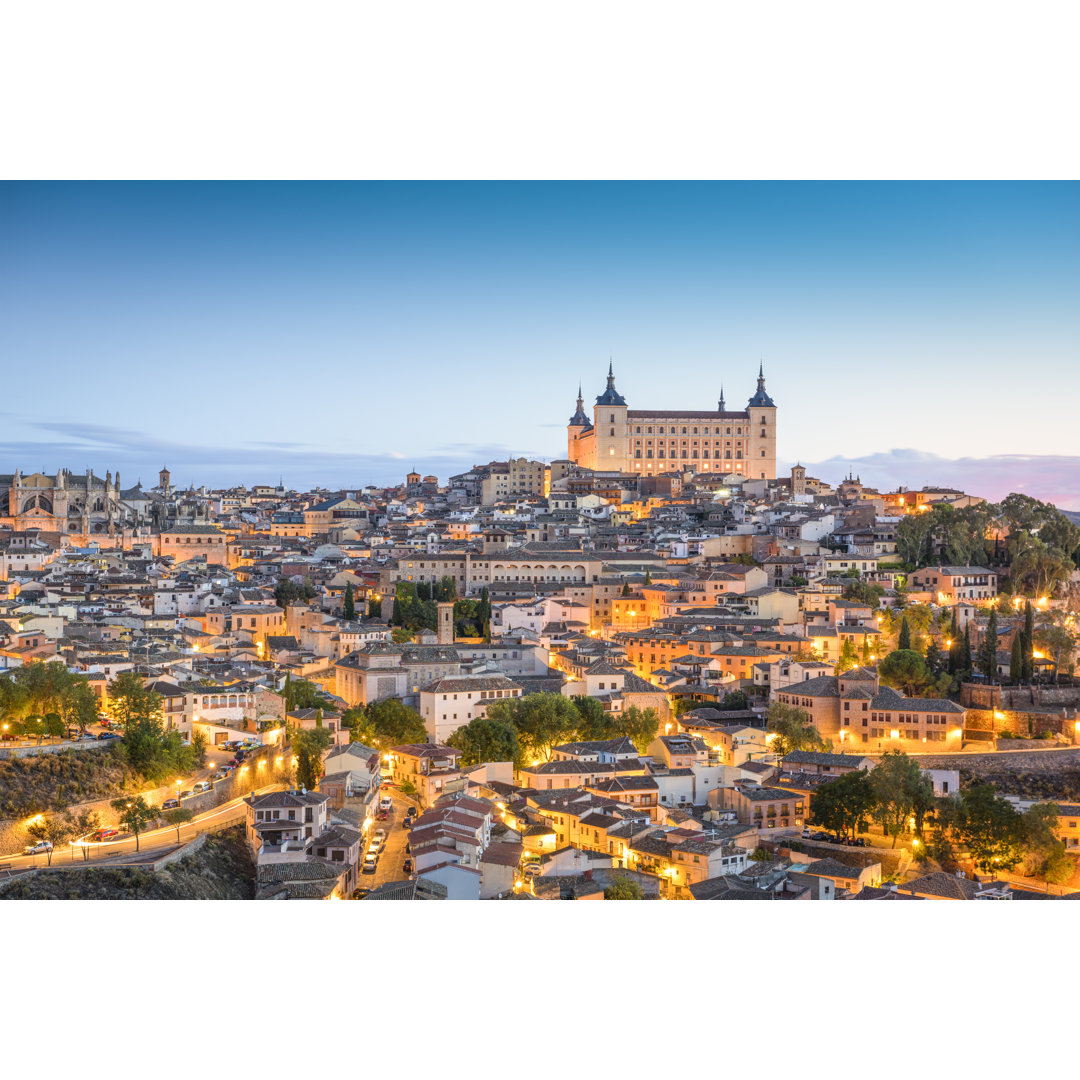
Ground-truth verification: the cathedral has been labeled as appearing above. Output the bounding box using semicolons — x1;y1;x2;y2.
0;465;211;536
567;362;777;479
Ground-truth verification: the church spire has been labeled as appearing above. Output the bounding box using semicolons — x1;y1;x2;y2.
718;384;726;412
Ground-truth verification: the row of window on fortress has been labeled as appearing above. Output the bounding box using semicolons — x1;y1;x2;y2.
631;448;764;459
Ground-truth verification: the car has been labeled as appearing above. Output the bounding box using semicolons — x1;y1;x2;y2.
361;856;378;874
24;840;53;855
351;887;372;900
161;798;181;810
97;731;121;740
522;862;542;876
192;781;212;795
402;858;413;873
179;790;194;799
380;779;396;789
811;831;829;841
228;758;242;768
801;829;812;839
405;805;417;818
219;762;235;773
369;841;383;857
376;810;388;821
852;838;867;847
373;828;387;842
378;796;393;811
403;818;412;830
89;828;118;842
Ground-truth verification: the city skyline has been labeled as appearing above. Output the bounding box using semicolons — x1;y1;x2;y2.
1;181;1077;505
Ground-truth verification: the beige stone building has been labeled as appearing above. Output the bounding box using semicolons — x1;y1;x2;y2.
566;362;777;480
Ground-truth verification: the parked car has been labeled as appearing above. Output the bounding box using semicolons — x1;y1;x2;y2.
161;798;181;810
352;887;371;899
405;806;417;818
811;831;829;841
97;731;121;740
361;855;378;874
380;779;396;789
373;828;387;843
179;790;194;799
402;858;413;873
379;796;393;812
218;763;235;773
192;781;211;795
403;818;412;830
24;840;52;855
852;838;868;847
801;829;812;839
377;810;388;821
522;863;542;876
89;828;118;842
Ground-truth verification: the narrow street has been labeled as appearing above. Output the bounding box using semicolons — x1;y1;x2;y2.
364;787;416;890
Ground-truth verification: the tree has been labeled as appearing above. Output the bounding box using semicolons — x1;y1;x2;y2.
643;570;652;587
572;695;610;741
274;576;317;611
363;699;428;749
603;875;644;900
341;707;378;746
978;607;999;681
621;582;631;597
961;624;973;678
897;615;912;651
447;715;521;767
878;649;945;698
368;595;382;619
291;725;333;789
110;795;158;852
835;638;859;674
477;587;492;642
809;770;874;840
719;690;749;711
163;807;195;844
26;814;72;866
1021;601;1035;682
1009;633;1023;683
488;692;580;763
868;750;935;847
342;583;355;622
766;702;829;759
57;679;99;739
618;706;661;755
842;580;884;608
955;784;1025;873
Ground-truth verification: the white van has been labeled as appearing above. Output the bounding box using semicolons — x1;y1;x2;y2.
379;796;393;812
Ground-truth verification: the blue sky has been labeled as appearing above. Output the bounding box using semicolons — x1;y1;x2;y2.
1;182;1077;504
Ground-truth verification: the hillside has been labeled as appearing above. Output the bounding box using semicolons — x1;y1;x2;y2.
0;746;140;818
0;827;257;900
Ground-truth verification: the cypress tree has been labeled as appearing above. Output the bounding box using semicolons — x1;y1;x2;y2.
1009;633;1023;683
961;624;973;676
898;615;912;651
979;608;998;681
1021;601;1035;682
343;582;355;621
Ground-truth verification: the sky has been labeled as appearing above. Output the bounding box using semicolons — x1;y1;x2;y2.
1;181;1078;505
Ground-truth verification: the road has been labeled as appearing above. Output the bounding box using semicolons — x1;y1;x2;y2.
0;783;283;873
362;786;415;891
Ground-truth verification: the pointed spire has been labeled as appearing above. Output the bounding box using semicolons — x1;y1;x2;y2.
759;359;764;378
608;357;614;378
718;384;726;412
